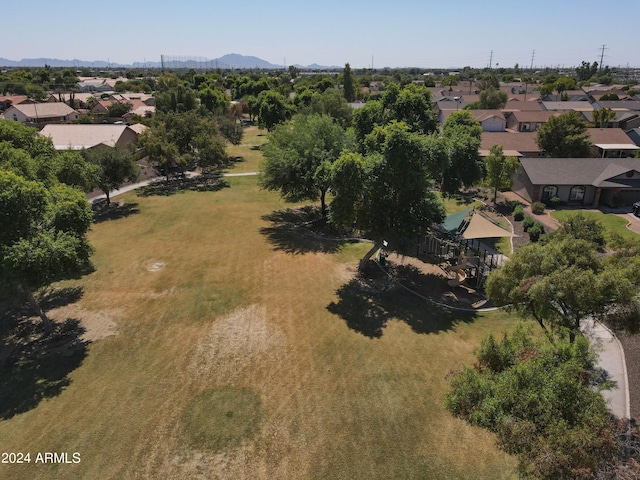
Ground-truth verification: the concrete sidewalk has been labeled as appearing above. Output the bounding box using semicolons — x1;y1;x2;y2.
88;171;259;203
581;320;630;419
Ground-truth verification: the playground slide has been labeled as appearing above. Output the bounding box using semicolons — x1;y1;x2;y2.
448;270;467;287
449;253;467;273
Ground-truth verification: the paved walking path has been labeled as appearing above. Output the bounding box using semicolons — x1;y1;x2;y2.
581;319;630;419
88;171;259;203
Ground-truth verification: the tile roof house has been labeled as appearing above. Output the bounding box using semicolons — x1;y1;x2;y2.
513;157;640;207
90;99;148;115
504;111;562;132
40;124;146;151
111;93;155;106
3;103;78;125
541;101;594;112
439;109;506;132
502;98;544;112
77;79;113;93
588;128;640;158
0;95;31;111
595;100;640;111
480;131;542;157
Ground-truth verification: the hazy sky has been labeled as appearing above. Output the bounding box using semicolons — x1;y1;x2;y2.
5;0;639;68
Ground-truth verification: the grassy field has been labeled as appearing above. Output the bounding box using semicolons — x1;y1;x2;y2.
0;127;518;479
551;209;640;244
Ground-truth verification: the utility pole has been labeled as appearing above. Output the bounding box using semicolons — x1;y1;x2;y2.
489;50;493;69
599;44;607;72
530;50;535;71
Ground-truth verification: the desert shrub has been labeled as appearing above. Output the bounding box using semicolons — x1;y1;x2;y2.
513;204;524;221
531;201;545;215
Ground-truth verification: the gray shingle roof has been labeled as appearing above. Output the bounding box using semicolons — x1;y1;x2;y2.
519;157;640;186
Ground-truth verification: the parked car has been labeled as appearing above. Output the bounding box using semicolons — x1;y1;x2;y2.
633;201;640;217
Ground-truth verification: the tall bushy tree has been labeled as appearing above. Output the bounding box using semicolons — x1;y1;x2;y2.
483;144;520;202
84;148;139;205
0;170;93;334
479;87;507;109
256;90;291;131
440;111;484;194
342;63;356;103
260;114;352;215
536;111;592;157
486;224;640;342
352;83;438;149
330;122;445;269
446;327;615;479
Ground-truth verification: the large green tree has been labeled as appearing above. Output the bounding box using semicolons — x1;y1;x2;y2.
478;87;507;109
486;222;640;342
342;63;356;103
483;144;520;202
536;111;592;158
84;148;139;205
440;111;484;194
351;83;437;148
257;90;291;131
330;122;445;269
260;114;352;215
446;326;614;479
0;170;93;334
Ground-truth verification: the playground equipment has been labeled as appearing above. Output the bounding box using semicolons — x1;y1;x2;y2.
446;253;469;287
447;270;468;287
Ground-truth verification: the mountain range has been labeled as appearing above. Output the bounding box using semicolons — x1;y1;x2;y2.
0;53;339;70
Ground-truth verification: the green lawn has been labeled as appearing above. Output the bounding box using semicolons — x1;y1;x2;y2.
0;127;518;479
551;209;640;244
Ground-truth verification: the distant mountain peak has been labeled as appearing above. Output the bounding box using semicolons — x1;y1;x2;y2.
0;54;337;70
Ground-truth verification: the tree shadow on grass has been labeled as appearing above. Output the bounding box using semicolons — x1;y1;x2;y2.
260;206;348;255
327;267;478;339
92;202;140;223
137;175;229;197
0;288;89;420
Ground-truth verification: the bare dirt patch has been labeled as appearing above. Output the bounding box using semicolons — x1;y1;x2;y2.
48;305;120;342
186;304;287;384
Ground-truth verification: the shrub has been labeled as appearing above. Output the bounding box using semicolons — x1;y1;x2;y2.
531;202;545;215
513;204;524;221
545;196;560;209
522;216;535;232
528;221;545;242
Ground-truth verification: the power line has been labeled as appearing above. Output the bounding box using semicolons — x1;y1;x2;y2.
530;50;535;71
599;44;608;71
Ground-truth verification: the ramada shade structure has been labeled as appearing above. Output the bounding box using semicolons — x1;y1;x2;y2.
439;208;517;239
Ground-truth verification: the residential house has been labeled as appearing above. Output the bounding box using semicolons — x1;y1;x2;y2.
541;101;594;112
0;95;31;111
504;111;562;132
513;157;640;207
91;99;148;115
502;98;543;112
595;100;640;112
439;109;506;132
111;93;155;106
627;127;640;147
123;105;155;122
77;78;113;93
3;103;78;125
540;91;590;102
480;131;542;158
40;124;146;152
589;128;640;158
580;110;640;130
